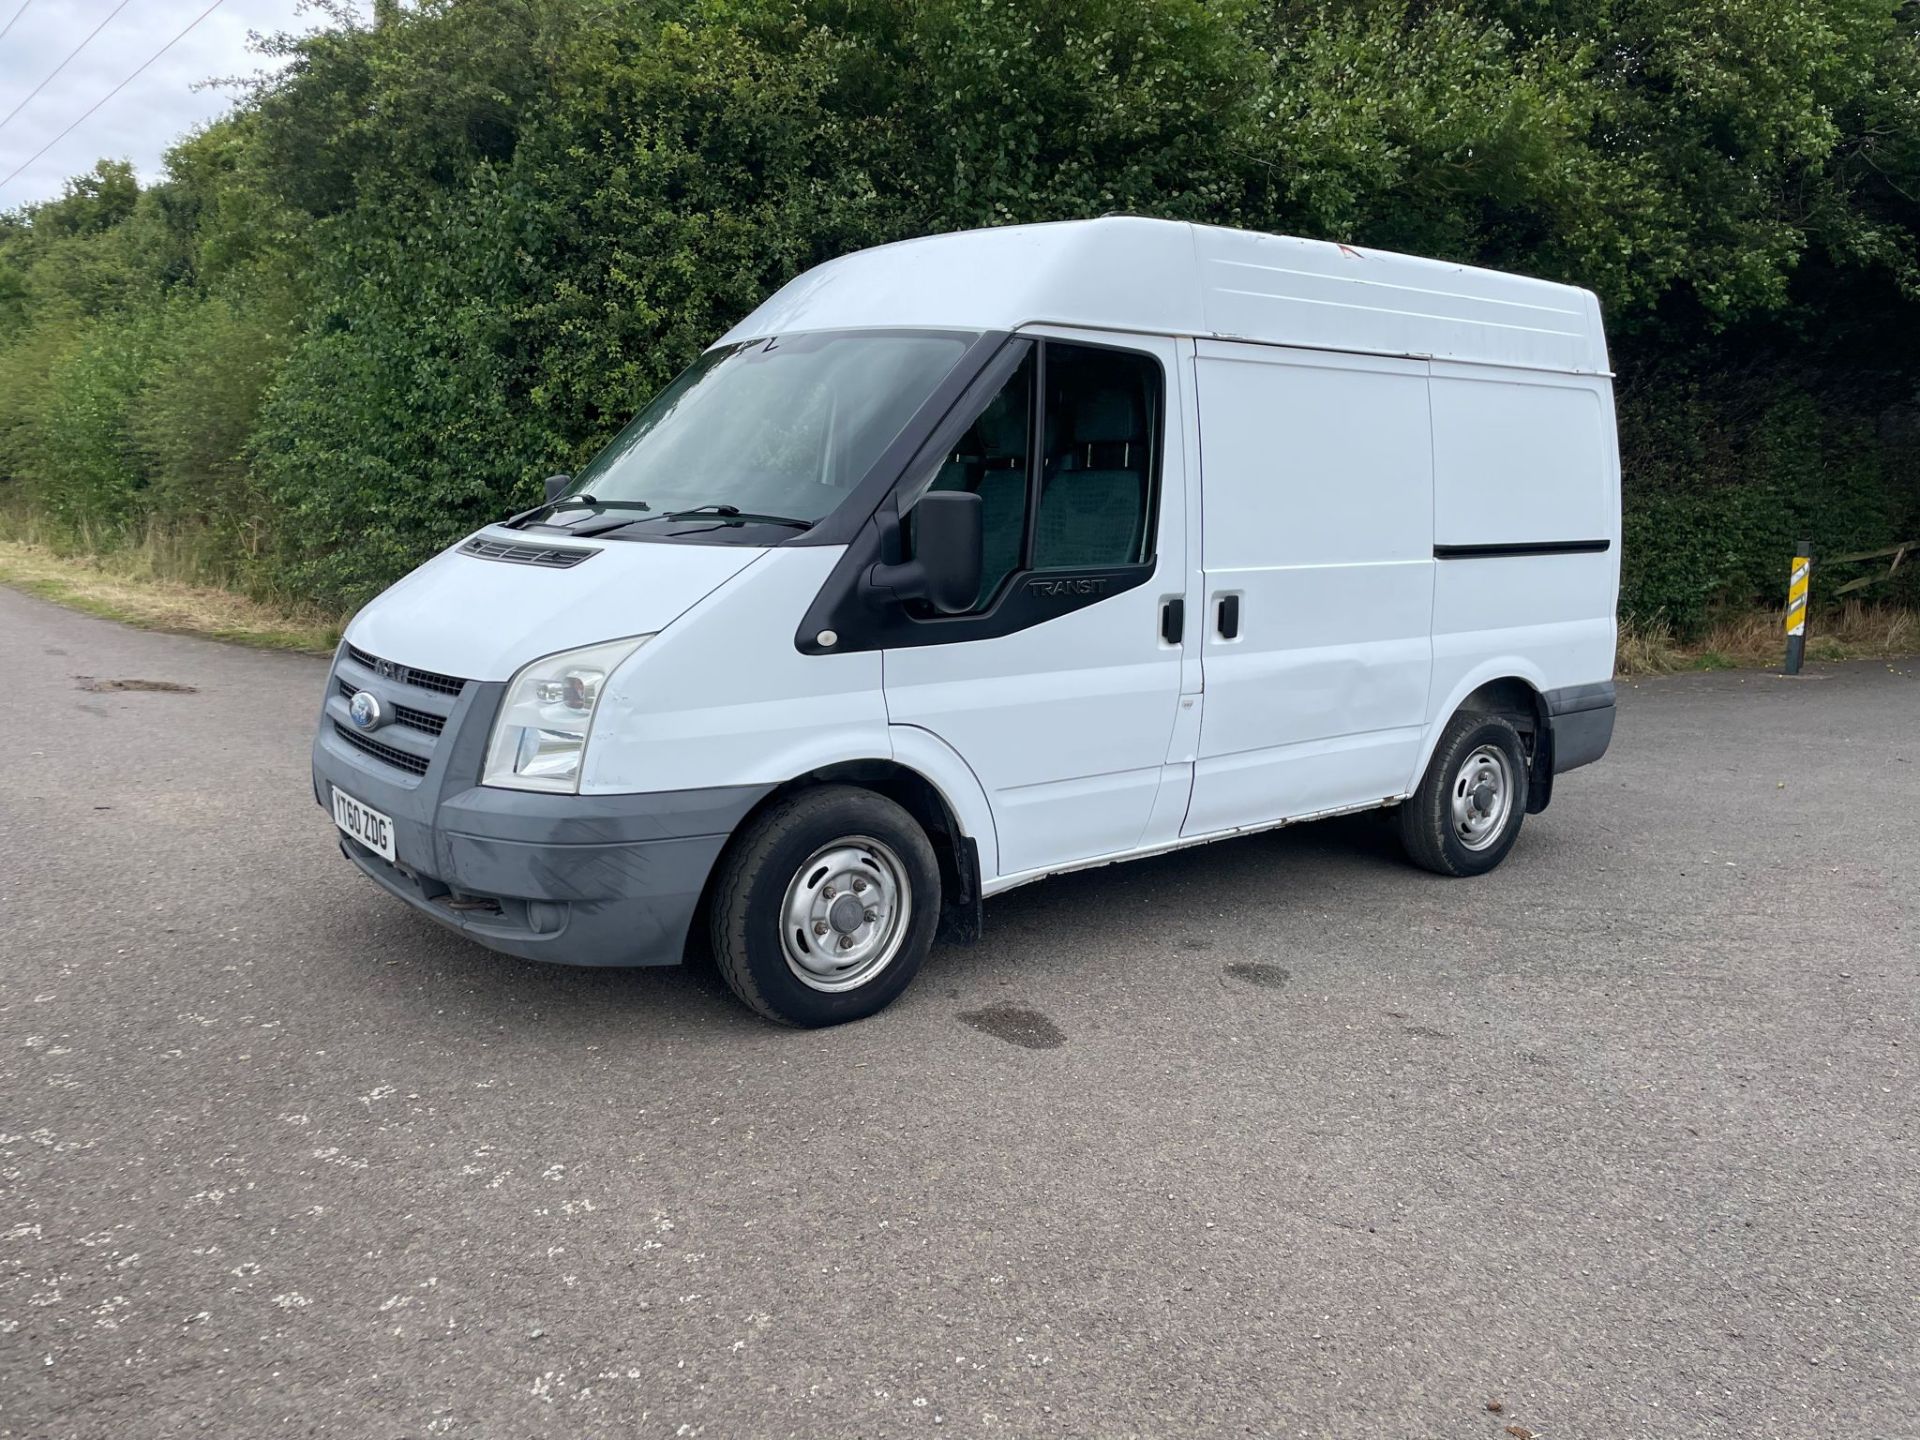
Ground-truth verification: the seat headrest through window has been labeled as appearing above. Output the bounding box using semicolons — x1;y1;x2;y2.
1072;389;1140;446
973;393;1027;461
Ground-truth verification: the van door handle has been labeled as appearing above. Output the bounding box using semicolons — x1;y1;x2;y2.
1160;597;1184;646
1216;594;1241;640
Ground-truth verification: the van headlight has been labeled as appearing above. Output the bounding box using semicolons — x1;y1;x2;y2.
482;636;651;793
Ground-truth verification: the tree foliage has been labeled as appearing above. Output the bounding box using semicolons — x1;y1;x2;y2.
0;0;1915;623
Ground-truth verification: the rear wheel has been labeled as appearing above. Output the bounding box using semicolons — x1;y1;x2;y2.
709;785;941;1026
1397;712;1529;877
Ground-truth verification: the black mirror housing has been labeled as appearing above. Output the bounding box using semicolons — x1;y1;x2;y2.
544;473;572;503
867;490;983;615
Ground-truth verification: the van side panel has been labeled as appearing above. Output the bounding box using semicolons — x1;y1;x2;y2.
1184;342;1434;837
1423;363;1620;786
1431;372;1613;546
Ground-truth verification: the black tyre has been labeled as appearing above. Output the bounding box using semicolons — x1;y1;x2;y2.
1397;711;1530;877
708;785;941;1027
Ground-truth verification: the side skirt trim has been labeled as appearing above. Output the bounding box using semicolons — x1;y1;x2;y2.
980;794;1408;898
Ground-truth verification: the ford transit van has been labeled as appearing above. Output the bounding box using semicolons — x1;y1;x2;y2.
313;218;1619;1026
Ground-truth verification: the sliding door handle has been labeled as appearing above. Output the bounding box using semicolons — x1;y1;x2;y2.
1216;594;1241;640
1160;597;1184;646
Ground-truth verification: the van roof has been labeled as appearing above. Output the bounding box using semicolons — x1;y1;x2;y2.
719;217;1610;376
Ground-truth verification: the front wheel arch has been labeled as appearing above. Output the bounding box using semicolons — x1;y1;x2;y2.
690;760;983;967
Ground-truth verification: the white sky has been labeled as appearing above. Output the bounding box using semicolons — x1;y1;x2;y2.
0;0;361;210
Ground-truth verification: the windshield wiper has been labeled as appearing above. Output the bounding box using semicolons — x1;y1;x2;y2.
567;494;650;510
559;503;815;539
661;504;813;529
506;494;652;529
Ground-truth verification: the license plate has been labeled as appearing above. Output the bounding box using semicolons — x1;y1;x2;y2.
331;787;396;863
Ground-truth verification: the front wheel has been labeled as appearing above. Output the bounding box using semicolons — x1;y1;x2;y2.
708;785;941;1026
1397;712;1530;877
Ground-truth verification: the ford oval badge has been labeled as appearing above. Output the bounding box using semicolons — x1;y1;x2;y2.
349;690;384;730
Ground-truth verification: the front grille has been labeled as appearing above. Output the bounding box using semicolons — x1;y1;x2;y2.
333;721;431;776
345;645;467;697
335;679;446;737
460;535;597;569
393;704;445;737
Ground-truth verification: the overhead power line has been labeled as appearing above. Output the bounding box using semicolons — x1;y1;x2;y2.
0;1;36;46
0;0;231;194
0;0;137;139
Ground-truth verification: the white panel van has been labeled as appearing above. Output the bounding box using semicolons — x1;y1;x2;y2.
313;218;1619;1027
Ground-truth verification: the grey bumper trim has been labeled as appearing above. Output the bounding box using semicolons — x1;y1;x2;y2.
333;826;737;968
317;769;769;967
436;783;768;847
1545;680;1616;716
1544;681;1615;774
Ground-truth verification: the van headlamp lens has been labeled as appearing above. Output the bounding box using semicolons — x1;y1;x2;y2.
483;636;651;793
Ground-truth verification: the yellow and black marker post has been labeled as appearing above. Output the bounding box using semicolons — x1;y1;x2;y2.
1784;539;1812;675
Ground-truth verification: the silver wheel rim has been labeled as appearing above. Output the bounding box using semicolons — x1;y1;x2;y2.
778;835;912;993
1450;744;1514;851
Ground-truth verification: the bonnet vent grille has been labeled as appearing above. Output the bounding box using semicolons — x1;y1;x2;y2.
459;536;598;569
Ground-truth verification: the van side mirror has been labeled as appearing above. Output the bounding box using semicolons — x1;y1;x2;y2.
867;491;983;615
544;473;572;503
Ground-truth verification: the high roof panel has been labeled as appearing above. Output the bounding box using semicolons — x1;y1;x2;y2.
1191;225;1603;374
720;217;1609;376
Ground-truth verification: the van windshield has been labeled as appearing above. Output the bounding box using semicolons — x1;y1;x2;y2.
560;330;975;528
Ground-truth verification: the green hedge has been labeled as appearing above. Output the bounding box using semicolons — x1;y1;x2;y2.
1;0;1916;625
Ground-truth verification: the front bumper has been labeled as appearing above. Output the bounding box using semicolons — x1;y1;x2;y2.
312;647;767;967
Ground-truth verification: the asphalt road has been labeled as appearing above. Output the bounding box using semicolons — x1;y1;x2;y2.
2;585;1915;1440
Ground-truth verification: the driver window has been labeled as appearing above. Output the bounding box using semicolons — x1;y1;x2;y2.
906;341;1160;615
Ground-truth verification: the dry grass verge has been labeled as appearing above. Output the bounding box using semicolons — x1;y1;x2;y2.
1616;603;1918;676
0;537;342;654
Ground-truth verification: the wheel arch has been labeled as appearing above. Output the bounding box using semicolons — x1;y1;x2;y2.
1414;663;1555;814
695;753;991;953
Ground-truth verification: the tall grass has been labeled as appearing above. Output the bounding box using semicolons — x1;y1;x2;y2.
1;502;283;599
0;500;344;651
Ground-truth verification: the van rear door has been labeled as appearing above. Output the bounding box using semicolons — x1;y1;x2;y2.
1184;342;1435;836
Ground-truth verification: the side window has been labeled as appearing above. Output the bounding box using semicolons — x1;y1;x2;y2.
906;340;1160;614
1034;343;1159;570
